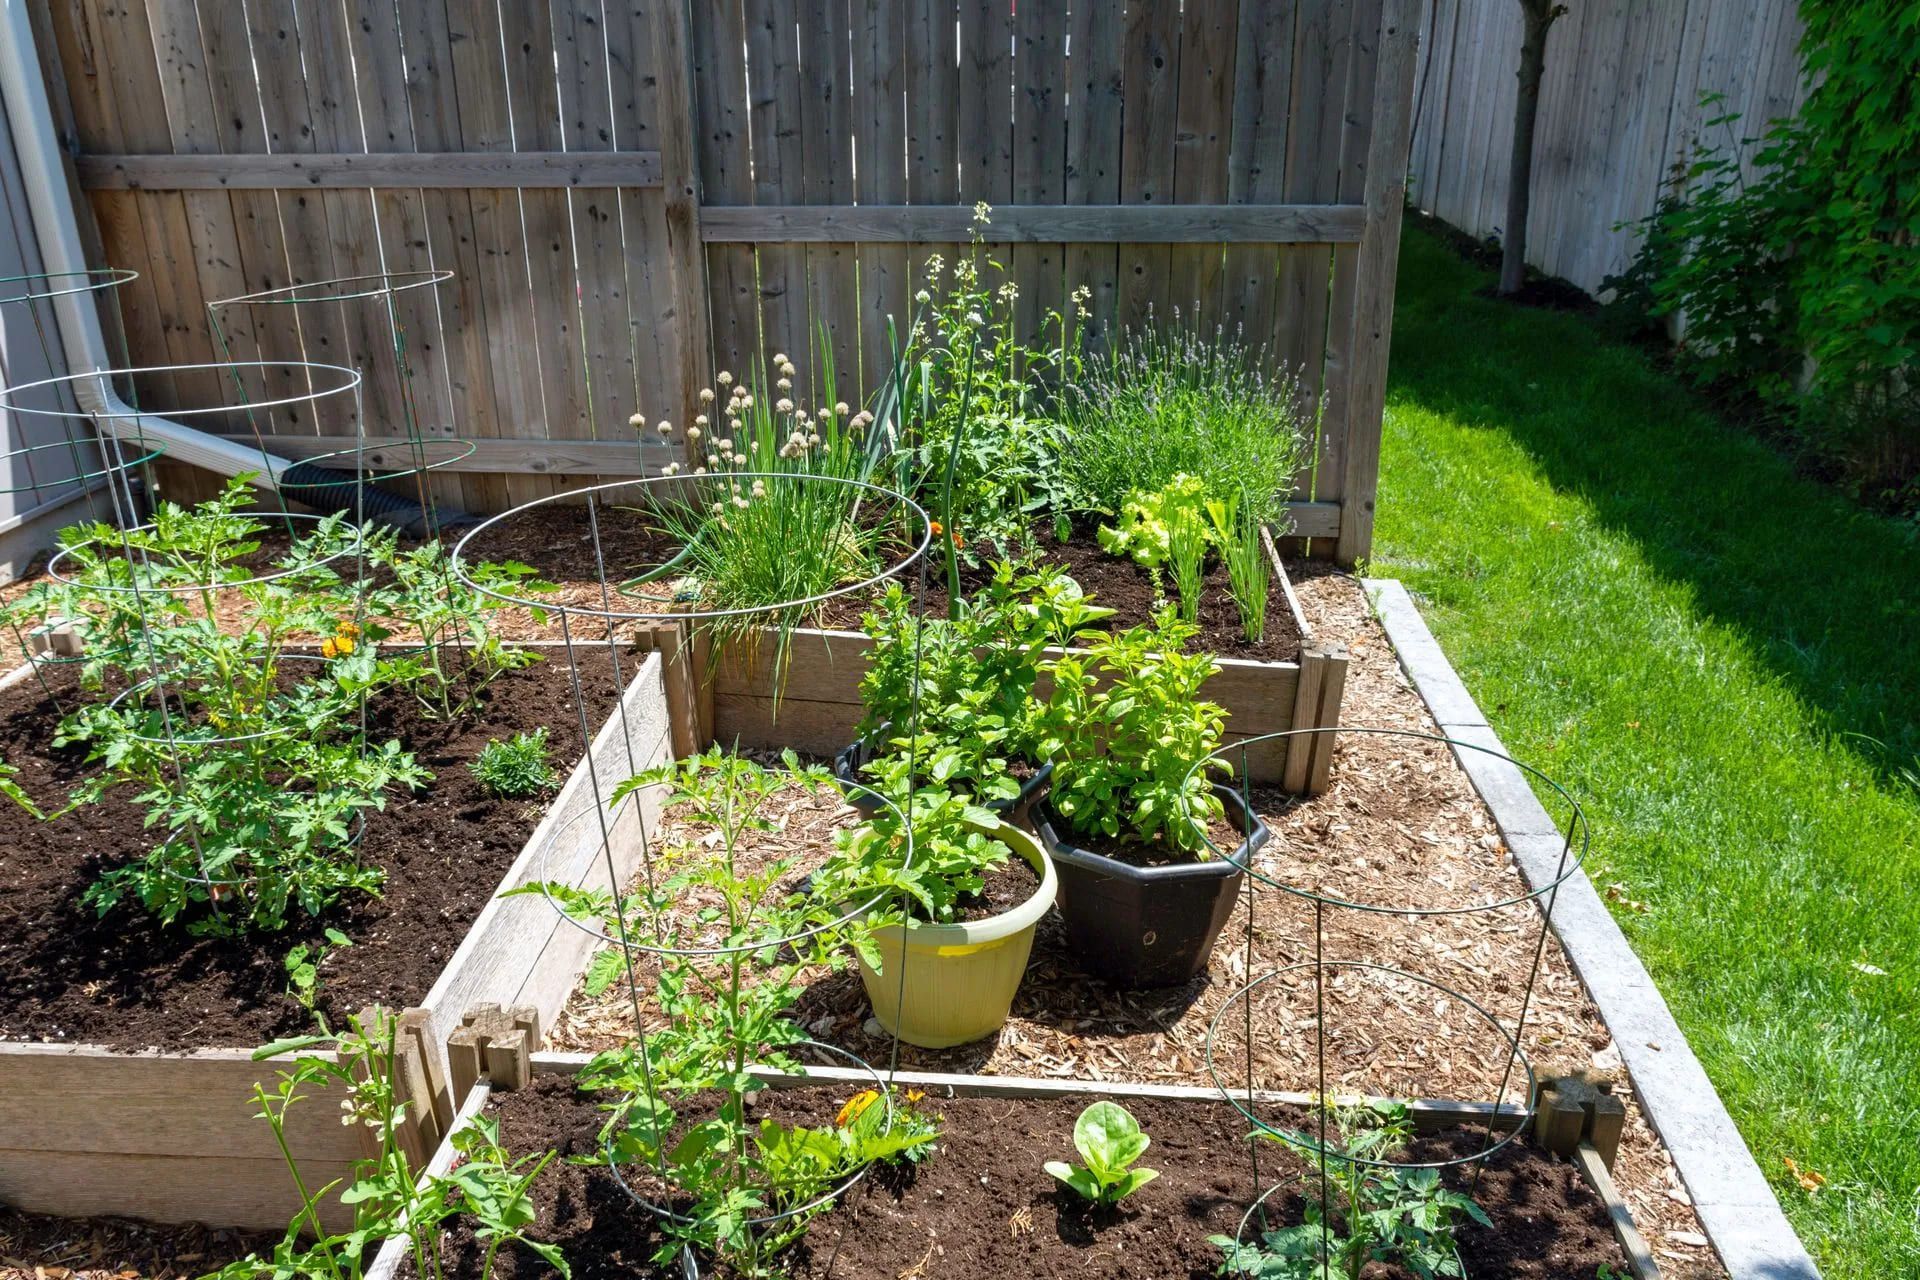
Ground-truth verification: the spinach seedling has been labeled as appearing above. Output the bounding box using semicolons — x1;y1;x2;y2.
1045;1101;1160;1205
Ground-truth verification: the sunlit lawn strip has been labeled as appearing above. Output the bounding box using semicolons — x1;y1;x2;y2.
1372;225;1920;1277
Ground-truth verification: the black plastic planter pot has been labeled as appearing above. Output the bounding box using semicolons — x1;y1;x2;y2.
1036;786;1270;989
833;736;1054;830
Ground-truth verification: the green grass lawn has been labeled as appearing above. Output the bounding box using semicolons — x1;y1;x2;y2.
1372;226;1920;1277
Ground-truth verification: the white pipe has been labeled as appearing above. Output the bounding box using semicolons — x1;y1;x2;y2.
0;0;290;484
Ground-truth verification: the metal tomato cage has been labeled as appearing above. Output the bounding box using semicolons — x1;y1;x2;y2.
452;471;944;1274
1191;728;1590;1270
205;270;479;539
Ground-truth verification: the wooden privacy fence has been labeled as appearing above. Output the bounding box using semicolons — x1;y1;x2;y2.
1409;0;1810;294
33;0;1419;562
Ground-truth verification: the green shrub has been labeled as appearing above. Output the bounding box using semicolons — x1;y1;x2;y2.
471;729;557;798
1058;325;1312;528
1615;2;1920;510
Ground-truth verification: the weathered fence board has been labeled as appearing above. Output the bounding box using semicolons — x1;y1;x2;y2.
30;0;1416;562
1409;0;1810;294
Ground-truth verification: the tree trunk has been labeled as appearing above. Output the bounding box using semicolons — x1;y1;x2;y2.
1499;1;1564;296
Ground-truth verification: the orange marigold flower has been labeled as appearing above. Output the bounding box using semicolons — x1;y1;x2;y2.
928;520;943;536
835;1089;880;1127
321;636;355;659
337;620;361;638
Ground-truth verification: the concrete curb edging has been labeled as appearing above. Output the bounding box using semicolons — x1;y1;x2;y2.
1363;579;1822;1280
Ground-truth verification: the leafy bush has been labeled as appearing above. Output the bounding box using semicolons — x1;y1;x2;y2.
1045;1102;1160;1205
854;560;1111;802
1033;607;1228;858
1614;3;1920;510
1212;1100;1490;1280
3;481;430;933
891;205;1087;555
472;728;557;798
1059;325;1312;528
815;752;1017;927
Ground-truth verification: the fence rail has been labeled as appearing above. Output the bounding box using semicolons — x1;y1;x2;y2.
1409;0;1810;294
31;0;1419;562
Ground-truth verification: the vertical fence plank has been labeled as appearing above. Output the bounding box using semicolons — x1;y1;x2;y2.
1224;0;1294;365
693;0;756;380
1168;0;1238;326
555;1;640;464
195;0;307;422
341;0;465;517
444;0;554;510
605;2;681;439
748;0;812;383
797;0;857;397
1010;3;1064;353
1335;0;1419;563
392;0;508;514
853;0;910;394
1064;0;1123;352
504;2;589;480
1117;0;1179;329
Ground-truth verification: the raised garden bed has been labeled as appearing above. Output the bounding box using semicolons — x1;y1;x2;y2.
454;507;1351;793
0;643;671;1231
370;1062;1643;1280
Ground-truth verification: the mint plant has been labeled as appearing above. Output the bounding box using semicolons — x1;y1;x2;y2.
1045;1102;1161;1206
1034;607;1228;857
855;560;1111;803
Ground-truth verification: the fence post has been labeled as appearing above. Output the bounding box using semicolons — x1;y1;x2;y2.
1336;0;1423;565
652;0;714;456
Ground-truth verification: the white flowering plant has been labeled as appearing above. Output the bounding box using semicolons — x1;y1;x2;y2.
893;204;1089;563
629;341;911;686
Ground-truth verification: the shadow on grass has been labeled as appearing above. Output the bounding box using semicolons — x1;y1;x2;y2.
1383;225;1920;774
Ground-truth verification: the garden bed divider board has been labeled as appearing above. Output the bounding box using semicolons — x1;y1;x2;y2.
0;645;669;1234
671;539;1348;791
361;1049;1653;1278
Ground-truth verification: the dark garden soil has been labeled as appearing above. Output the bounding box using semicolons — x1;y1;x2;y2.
0;650;624;1051
952;849;1042;923
420;1078;1628;1280
0;1204;275;1280
816;521;1305;662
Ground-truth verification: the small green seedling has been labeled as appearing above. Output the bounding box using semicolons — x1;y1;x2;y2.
284;927;353;1021
1045;1101;1160;1205
472;728;558;798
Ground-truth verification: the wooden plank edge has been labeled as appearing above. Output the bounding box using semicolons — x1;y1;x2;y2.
77;151;665;191
698;203;1368;244
364;1081;496;1280
1575;1141;1664;1280
525;1052;1530;1133
416;652;668;1071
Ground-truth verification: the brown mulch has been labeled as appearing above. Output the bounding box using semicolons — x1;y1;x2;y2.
0;650;622;1051
421;1078;1628;1280
0;1208;273;1280
552;562;1727;1278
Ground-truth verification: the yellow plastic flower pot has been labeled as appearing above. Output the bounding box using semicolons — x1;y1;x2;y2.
857;817;1057;1049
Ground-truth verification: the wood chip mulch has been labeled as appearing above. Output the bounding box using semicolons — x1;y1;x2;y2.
549;560;1729;1279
